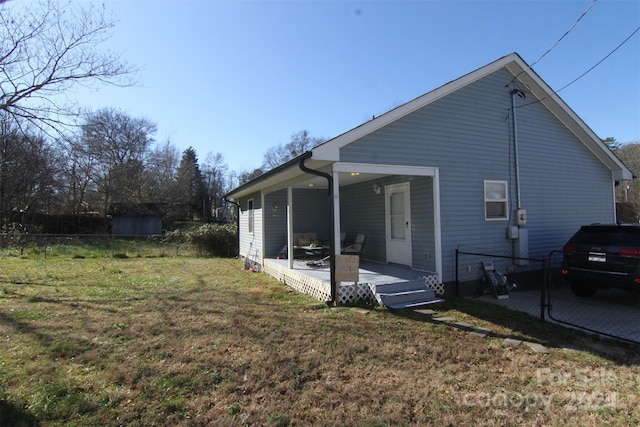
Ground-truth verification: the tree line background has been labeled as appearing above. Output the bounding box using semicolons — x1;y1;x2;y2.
0;1;638;235
0;1;325;234
0;108;324;233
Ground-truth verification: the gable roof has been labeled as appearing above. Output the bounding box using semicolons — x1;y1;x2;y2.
107;202;165;217
226;52;632;199
312;52;631;179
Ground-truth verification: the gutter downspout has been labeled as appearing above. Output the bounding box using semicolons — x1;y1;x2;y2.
299;153;337;305
510;88;529;265
510;89;523;211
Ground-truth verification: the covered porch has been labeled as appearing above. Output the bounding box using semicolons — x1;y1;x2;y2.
230;153;444;305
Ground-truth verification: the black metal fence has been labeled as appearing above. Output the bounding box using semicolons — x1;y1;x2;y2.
455;247;640;345
0;234;193;259
545;250;640;345
455;245;546;302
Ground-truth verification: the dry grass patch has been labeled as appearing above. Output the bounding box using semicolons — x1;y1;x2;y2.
0;255;638;426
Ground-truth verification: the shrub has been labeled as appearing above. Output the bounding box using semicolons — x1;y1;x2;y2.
175;223;237;257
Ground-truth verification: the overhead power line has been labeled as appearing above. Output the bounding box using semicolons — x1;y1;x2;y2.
510;0;598;84
529;0;598;69
516;25;640;109
555;26;640;93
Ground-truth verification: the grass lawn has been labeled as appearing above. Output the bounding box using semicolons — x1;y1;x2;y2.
0;251;638;426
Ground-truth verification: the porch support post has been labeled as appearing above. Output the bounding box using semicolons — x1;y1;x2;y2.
260;191;266;267
299;154;336;305
332;170;341;258
287;186;294;270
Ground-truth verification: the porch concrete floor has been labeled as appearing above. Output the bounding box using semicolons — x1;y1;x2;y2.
269;258;429;286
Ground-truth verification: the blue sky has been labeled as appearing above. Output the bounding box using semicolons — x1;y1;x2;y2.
60;1;640;172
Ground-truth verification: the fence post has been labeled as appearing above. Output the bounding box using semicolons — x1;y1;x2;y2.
455;248;459;297
540;257;547;321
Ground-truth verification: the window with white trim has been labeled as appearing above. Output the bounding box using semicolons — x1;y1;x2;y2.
247;198;254;233
484;180;508;220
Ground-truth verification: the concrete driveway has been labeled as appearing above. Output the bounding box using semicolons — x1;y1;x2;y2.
476;281;640;344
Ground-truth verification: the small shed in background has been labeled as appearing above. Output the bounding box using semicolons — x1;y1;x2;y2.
108;203;164;236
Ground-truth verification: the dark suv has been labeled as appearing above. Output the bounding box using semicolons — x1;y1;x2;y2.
562;224;640;297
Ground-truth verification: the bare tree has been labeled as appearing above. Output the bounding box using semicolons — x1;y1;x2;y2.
0;113;61;225
145;139;181;204
614;141;640;221
79;108;156;215
0;0;136;133
58;134;99;214
261;130;325;170
202;152;229;221
233;168;264;187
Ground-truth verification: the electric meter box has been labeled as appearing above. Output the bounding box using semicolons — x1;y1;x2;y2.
516;209;527;226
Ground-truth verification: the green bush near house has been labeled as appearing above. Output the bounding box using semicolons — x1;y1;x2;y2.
171;223;238;257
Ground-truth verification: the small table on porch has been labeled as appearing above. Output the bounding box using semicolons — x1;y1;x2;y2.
299;245;327;260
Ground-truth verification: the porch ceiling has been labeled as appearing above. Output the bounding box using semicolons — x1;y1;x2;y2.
228;153;436;198
263;163;436;194
292;171;388;190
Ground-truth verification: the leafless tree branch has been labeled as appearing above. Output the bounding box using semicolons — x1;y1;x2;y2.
0;0;138;135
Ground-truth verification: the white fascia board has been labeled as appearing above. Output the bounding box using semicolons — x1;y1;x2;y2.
312;54;520;162
333;162;437;177
227;159;333;199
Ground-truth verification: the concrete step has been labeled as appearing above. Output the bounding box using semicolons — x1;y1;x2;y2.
383;296;444;310
378;290;443;310
374;280;427;294
374;279;444;310
378;288;436;305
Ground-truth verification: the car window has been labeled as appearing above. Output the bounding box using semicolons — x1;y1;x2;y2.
572;227;640;246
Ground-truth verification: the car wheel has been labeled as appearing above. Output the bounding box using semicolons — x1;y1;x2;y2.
570;282;597;297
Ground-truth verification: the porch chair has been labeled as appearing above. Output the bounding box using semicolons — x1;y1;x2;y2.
339;232;347;252
342;233;366;257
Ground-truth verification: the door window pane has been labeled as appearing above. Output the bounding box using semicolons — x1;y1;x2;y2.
390;192;406;239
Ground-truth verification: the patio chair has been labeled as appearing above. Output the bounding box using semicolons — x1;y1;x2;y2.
342;233;366;257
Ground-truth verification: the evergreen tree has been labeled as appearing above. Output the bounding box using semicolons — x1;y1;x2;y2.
175;147;208;220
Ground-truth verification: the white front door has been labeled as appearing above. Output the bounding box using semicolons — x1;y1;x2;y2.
385;182;412;266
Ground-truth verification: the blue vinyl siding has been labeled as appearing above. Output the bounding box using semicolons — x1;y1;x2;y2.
340;180;386;262
262;188;332;257
292;189;331;240
239;193;262;261
340;69;616;282
263;190;287;258
340;175;435;271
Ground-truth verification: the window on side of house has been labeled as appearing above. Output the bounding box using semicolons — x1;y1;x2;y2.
484;180;508;220
247;198;254;233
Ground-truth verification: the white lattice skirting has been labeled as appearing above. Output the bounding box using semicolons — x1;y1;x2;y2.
263;261;378;304
263;260;442;304
423;274;445;295
263;261;332;302
337;283;376;305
